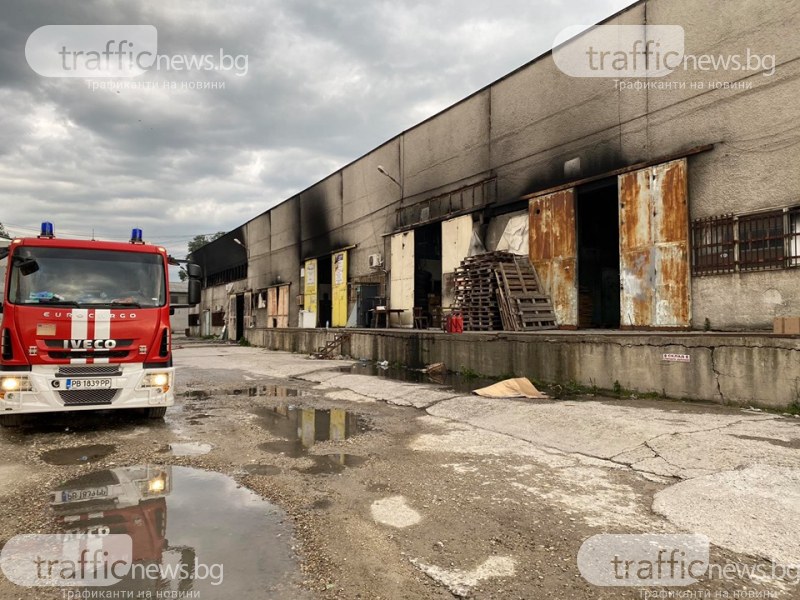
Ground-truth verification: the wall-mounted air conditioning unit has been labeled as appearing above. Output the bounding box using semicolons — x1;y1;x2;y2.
368;253;383;268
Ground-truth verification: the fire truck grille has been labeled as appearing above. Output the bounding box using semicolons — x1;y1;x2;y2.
56;366;122;377
58;390;119;406
48;351;129;360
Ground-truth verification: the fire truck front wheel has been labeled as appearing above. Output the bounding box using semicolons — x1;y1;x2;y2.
0;414;23;427
146;407;167;419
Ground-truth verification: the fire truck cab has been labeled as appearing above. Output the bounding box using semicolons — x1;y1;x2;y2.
0;223;201;426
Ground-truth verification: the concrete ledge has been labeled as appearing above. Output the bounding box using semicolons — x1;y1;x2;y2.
243;328;800;409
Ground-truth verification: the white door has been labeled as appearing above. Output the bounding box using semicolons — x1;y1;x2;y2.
390;231;414;327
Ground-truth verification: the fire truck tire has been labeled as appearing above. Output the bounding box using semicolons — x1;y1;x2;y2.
147;407;167;419
0;414;23;427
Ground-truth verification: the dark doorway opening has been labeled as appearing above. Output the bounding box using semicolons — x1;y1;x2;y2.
317;254;332;327
357;284;380;327
576;180;620;328
235;293;245;340
413;223;442;324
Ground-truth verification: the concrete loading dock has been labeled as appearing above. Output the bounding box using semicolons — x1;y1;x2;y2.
244;327;800;411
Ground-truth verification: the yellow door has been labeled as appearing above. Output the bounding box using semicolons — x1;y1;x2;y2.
304;258;318;325
331;250;348;327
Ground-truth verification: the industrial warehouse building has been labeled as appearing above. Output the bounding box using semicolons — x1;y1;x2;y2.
189;0;800;406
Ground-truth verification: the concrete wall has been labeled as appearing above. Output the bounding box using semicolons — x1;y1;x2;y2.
197;0;800;332
402;90;491;199
246;328;800;410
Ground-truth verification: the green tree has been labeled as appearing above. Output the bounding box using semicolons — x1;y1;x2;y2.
0;222;9;239
188;231;226;254
179;231;226;280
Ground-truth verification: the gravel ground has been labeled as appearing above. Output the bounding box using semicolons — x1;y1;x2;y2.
0;341;796;599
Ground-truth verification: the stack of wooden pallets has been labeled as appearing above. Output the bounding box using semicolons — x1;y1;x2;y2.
494;259;557;331
454;252;557;331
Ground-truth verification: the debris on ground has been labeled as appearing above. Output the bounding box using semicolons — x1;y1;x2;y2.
473;377;548;399
423;362;446;376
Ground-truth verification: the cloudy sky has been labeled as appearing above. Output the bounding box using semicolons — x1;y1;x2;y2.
0;0;631;259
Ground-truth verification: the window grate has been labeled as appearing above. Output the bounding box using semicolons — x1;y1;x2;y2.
692;216;735;275
738;211;784;271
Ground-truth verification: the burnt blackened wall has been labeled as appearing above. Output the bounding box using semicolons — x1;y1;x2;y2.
191;227;247;283
300;173;345;259
200;0;800;331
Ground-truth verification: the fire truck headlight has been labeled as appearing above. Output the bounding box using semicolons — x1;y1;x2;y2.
142;372;171;392
0;377;31;396
1;378;19;392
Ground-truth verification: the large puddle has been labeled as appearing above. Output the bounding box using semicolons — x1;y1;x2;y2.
231;385;310;398
49;465;302;597
184;386;311;400
340;361;497;393
255;405;369;474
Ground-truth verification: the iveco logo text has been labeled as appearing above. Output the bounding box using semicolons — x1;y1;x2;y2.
62;339;118;349
42;312;137;319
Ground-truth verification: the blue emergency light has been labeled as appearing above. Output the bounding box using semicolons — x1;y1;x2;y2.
130;228;144;244
39;222;55;238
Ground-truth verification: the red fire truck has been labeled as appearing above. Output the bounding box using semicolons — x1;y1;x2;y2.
0;223;200;426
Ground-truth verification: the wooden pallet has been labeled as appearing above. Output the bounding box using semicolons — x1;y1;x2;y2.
454;251;540;332
494;259;557;330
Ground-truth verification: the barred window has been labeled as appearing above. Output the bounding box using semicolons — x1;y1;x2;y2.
205;263;247;287
692;216;735;275
738;211;784;271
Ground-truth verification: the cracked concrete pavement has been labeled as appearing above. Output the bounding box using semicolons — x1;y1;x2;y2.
177;345;800;586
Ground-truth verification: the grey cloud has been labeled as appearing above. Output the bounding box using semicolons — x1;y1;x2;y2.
0;0;632;258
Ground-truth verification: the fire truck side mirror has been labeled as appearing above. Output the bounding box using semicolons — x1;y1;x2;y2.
186;263;202;279
188;280;201;306
186;263;201;306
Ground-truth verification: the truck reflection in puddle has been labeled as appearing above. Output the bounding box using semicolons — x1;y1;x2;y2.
256;405;369;474
50;465;301;596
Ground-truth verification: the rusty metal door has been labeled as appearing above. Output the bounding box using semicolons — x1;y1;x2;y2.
528;189;578;327
618;158;690;328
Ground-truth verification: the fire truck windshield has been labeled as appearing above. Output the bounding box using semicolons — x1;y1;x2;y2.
8;247;166;308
